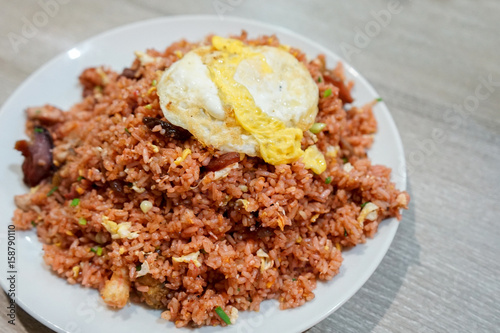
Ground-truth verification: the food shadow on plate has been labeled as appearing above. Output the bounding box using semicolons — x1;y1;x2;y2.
305;181;420;332
7;163;25;189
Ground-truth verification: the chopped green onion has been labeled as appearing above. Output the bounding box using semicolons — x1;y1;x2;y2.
360;202;368;209
325;176;332;184
323;88;332;98
309;122;326;134
35;109;42;114
144;104;152;110
215;306;231;325
124;128;131;135
344;228;348;237
317;77;322;83
34;127;43;133
91;246;103;256
237;288;240;292
136;264;142;271
152;79;157;86
200;249;207;254
31;221;36;227
376;97;383;102
70;198;80;207
78;217;87;226
47;186;58;197
292;278;297;281
342;157;348;163
77;176;84;181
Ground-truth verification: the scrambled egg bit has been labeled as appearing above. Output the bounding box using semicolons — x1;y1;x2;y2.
101;216;139;240
172;251;202;267
157;36;326;173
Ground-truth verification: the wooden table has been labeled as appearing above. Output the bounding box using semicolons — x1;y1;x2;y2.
1;1;499;332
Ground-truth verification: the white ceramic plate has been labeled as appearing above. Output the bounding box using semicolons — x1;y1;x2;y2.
0;15;406;333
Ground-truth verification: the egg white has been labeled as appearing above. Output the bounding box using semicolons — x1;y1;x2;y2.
157;43;319;157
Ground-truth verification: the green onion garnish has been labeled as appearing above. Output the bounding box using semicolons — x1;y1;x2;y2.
124;128;131;135
136;264;142;271
70;198;80;207
309;122;326;134
360;202;368;209
77;176;84;181
144;104;152;110
292;278;297;281
237;288;240;292
78;217;87;226
47;186;58;197
376;97;383;102
35;109;42;114
317;77;322;83
152;79;157;86
31;221;36;227
325;176;332;184
215;306;231;325
323;88;332;98
342;157;348;163
344;228;348;237
91;246;103;256
34;127;43;133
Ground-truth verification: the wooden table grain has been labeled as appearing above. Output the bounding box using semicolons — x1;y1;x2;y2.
1;1;499;332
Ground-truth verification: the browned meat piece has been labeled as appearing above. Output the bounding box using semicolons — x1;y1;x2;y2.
204;152;240;172
109;179;126;194
14;126;54;187
26;105;64;125
136;274;168;309
324;72;354;104
14;192;33;212
119;68;140;80
256;227;274;239
79;67;109;97
339;136;355;156
142;117;191;141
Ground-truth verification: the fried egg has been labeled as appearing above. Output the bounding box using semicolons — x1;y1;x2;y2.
157;36;326;172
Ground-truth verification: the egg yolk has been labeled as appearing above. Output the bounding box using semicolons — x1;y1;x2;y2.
206;36;325;169
302;145;326;174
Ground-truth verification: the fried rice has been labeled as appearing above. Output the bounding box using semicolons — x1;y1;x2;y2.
12;32;409;327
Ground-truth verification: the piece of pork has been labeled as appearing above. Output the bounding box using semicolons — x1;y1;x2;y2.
14;126;54;187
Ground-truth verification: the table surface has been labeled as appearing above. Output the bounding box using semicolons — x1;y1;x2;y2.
1;1;499;332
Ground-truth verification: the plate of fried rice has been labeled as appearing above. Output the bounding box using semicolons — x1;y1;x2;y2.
0;15;409;333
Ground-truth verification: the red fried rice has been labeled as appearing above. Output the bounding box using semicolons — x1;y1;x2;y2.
13;32;409;327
